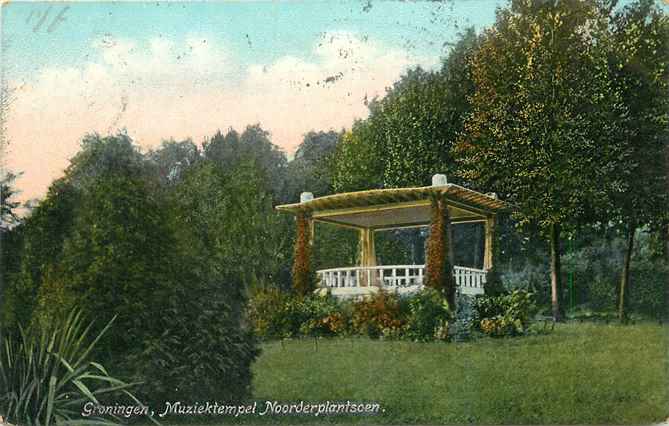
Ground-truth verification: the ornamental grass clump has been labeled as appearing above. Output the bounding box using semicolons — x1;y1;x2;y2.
0;309;150;426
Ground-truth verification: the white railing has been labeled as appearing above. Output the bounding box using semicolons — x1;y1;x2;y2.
316;264;486;295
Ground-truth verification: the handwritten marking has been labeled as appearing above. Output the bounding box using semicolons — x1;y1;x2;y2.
26;5;69;33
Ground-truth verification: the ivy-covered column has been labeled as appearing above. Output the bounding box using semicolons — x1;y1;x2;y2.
292;211;314;296
425;194;455;308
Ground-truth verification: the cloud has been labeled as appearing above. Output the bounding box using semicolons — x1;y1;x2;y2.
6;31;438;202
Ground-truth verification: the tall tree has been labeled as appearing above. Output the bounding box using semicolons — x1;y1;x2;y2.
0;171;22;325
203;125;289;201
8;179;79;325
146;138;200;187
332;121;384;193
285;130;341;201
455;0;626;321
607;0;669;321
0;171;20;231
332;29;480;191
55;173;176;357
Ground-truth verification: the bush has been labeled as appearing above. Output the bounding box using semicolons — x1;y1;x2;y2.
248;287;289;338
472;290;537;337
404;288;451;341
587;278;617;311
248;289;345;339
299;295;348;338
0;309;147;425
131;280;260;407
351;291;405;339
629;258;668;319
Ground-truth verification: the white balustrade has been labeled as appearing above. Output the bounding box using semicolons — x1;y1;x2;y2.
316;265;487;295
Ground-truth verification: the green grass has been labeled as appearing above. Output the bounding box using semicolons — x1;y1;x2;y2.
253;323;667;424
163;323;669;425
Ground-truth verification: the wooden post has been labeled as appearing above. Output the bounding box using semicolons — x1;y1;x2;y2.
483;215;495;271
425;195;455;308
359;228;376;286
292;211;314;296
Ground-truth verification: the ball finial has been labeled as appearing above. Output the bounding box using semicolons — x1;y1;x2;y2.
300;192;314;203
432;174;448;186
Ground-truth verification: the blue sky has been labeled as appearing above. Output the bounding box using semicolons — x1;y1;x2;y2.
0;0;522;203
3;1;503;77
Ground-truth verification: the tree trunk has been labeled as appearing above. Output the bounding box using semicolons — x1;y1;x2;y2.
549;223;563;322
618;222;636;323
292;212;313;296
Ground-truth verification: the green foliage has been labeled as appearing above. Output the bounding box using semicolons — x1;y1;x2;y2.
248;287;289;339
8;180;79;327
0;310;148;426
56;173;175;358
131;277;260;407
350;291;405;339
628;258;668;319
473;290;537;337
404;288;451;342
203;125;288;201
248;290;344;339
331;123;384;193
605;0;669;228
0;171;21;231
332;30;479;192
146;138;200;187
284;130;340;202
298;295;348;338
456;0;625;230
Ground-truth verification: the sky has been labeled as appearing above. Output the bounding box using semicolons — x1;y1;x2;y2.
1;0;505;204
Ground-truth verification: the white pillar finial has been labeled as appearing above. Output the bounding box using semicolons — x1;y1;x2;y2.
300;192;314;203
432;174;448;186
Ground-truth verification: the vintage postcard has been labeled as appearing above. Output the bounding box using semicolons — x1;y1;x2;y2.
0;0;667;425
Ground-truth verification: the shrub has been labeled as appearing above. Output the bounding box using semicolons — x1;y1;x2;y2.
629;258;668;319
0;309;148;425
299;295;347;338
248;290;345;339
248;287;289;339
472;290;536;337
351;291;404;338
404;288;451;341
587;278;617;311
131;279;259;407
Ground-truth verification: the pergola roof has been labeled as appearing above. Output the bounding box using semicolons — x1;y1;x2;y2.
276;184;507;230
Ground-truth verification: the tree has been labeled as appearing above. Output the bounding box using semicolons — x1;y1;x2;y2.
0;171;22;325
285;130;341;202
8;179;79;326
56;173;176;358
332;29;480;191
203;125;289;201
64;132;145;188
146;138;200;187
0;172;21;231
332;122;385;193
606;0;669;321
455;0;626;321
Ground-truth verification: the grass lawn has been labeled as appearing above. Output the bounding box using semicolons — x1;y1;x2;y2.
160;323;669;424
167;323;668;425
